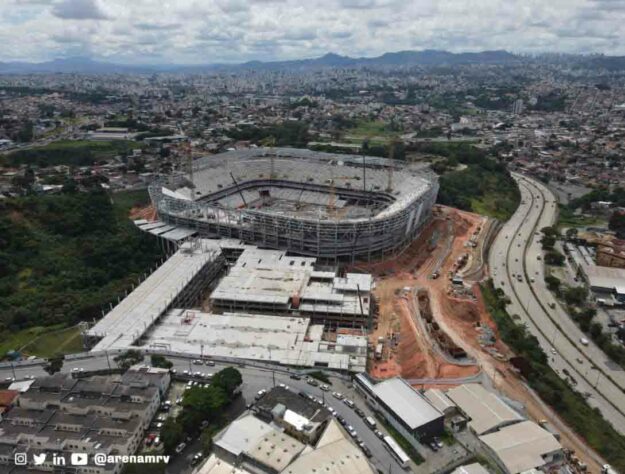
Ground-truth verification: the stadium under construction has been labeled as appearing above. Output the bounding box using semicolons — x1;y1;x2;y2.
148;147;439;262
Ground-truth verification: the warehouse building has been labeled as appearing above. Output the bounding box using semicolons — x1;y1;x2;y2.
446;384;523;435
479;420;564;474
354;374;444;448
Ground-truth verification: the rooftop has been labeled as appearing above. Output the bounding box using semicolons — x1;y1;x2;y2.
479;420;562;474
87;239;222;350
446;384;523;435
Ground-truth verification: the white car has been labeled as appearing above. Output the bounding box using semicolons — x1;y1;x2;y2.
320;384;329;391
332;392;343;399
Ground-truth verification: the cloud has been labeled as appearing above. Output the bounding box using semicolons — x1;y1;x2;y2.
0;0;624;63
134;22;182;31
52;0;110;20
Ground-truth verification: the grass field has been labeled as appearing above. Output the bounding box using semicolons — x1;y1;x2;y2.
0;324;84;359
557;205;605;229
21;325;84;358
4;139;140;167
343;120;399;145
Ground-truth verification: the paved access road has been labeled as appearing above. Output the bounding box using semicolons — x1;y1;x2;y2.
0;356;416;473
489;173;625;435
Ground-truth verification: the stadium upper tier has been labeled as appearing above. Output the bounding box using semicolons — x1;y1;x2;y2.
149;147;438;261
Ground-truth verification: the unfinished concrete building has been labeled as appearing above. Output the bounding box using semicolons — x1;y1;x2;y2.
148;147;438;263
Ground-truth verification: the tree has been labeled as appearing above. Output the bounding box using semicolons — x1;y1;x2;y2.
609;211;625;239
44;357;64;375
545;275;561;293
545;250;565;266
151;354;173;369
161;418;184;455
563;286;588;306
114;349;144;370
211;367;242;397
16;121;34;143
179;385;228;432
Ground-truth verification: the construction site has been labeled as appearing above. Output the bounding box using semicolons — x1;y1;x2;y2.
121;148;602;470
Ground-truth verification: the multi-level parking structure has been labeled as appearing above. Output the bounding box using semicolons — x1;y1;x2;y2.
149;147;439;262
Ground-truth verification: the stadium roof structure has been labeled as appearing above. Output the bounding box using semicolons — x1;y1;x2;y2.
149;147;439;261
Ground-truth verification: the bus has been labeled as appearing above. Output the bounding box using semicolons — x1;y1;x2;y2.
382;435;409;469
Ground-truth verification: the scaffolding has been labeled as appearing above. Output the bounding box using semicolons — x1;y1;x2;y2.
148;148;439;263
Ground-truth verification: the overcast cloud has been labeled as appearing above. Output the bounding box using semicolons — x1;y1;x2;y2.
1;0;624;63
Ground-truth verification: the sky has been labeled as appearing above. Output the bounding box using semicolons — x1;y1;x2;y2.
1;0;624;64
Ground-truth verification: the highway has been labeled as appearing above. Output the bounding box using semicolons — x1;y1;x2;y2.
489;173;625;435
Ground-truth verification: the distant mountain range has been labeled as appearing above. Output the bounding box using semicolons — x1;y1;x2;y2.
0;49;623;74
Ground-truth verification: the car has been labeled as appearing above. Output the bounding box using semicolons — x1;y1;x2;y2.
320;384;329;391
550;347;556;355
328;407;337;416
343;399;355;408
205;360;215;366
289;374;302;380
360;444;372;458
332;392;343;400
354;408;365;418
433;437;443;449
298;390;309;398
154;436;161;446
580;337;589;346
337;416;346;426
255;389;267;400
155;422;163;429
576;358;584;364
183;370;189;376
374;429;384;439
192;359;202;365
200;420;209;429
429;441;439;451
306;378;319;387
170;368;177;375
191;452;203;465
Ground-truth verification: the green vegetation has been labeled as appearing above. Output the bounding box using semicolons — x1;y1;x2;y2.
226;122;309;147
481;281;625;471
557;205;604;229
569;187;625;211
375;415;424;465
343;120;401;145
307;370;331;384
161;367;242;455
427;142;520;220
21;325;83;358
0;188;161;346
3;140;140;167
151;354;173;369
115;350;144;370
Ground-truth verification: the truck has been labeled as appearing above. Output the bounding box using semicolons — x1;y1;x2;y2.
375;343;383;360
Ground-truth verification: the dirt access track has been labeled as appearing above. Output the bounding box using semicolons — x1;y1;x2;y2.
352;206;603;472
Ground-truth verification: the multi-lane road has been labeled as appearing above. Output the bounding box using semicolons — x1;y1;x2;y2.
489;173;625;435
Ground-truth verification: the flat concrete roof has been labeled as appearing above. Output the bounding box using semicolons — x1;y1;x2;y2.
144;309;367;371
446;384;523;435
479;420;562;474
88;240;222;351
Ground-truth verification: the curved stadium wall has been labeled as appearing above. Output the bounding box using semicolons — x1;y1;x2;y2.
149;148;439;263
